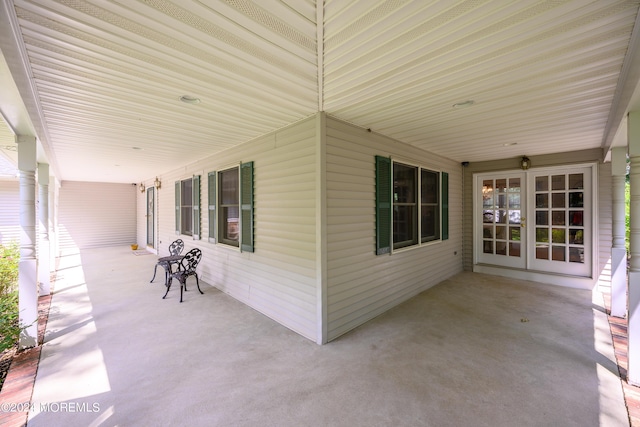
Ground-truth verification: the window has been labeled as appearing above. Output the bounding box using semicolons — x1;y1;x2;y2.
393;163;418;249
181;179;193;235
375;156;448;254
174;175;201;239
421;169;439;243
219;167;240;247
208;162;254;251
208;171;216;243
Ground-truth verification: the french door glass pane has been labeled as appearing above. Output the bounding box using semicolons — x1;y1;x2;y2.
483;180;493;207
569;174;584;189
536;211;548;225
552;246;565;261
536;194;548;208
569;192;583;207
570;247;584;262
569;211;583;226
510;227;520;241
552;193;565;208
552;211;565;226
509;178;520;191
552;175;565;190
536;176;548;191
509;242;521;257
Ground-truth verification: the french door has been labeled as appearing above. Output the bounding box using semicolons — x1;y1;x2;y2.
528;167;591;276
475;165;592;277
477;173;526;268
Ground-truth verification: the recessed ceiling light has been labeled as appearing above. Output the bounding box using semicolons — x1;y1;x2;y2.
180;95;201;104
503;142;518;146
452;100;475;109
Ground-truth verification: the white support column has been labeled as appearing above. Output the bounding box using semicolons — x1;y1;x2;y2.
611;147;628;318
38;163;50;296
17;135;38;349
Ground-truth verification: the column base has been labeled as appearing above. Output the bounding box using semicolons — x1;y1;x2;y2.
611;248;627;318
18;259;38;349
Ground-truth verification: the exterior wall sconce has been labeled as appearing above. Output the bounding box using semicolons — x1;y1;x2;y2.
139;183;145;193
520;156;531;170
154;177;161;190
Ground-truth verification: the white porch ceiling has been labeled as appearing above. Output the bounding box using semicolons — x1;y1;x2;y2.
1;0;640;183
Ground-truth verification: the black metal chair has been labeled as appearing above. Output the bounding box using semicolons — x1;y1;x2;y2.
150;239;184;284
163;248;203;302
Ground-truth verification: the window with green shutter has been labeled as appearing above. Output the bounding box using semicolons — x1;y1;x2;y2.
375;155;448;253
215;162;255;250
421;169;439;243
208;171;216;243
174;175;201;238
218;167;240;247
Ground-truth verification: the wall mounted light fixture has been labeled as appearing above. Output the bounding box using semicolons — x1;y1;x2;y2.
520;156;531;170
154;177;161;190
139;183;145;193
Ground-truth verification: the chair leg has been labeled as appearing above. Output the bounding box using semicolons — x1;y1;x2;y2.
150;264;159;283
195;274;203;295
162;277;172;299
179;279;184;303
163;265;171;287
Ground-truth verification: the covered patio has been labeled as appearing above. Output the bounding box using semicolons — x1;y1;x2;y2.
3;247;633;426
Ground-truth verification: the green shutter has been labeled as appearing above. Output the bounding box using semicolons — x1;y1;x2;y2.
240;161;254;252
375;155;392;254
193;174;201;240
442;172;449;240
175;181;181;235
208;171;216;243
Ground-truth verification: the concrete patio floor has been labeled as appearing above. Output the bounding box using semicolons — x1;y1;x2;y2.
20;247;630;426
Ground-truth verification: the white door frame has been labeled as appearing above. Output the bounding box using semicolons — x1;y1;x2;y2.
146;186;156;250
474;171;527;269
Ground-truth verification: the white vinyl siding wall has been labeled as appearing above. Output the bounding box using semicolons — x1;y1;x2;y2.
0;180;19;245
156;117;319;341
58;181;136;252
324;117;463;341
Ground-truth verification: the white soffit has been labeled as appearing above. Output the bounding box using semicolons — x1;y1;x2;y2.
0;0;638;183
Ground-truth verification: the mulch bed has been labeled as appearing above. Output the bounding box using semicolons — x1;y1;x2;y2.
0;290;52;394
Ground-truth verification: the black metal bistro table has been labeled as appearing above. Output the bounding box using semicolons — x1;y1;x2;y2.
150;254;184;285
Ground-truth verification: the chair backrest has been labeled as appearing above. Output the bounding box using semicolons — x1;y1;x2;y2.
168;239;184;256
179;248;202;274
